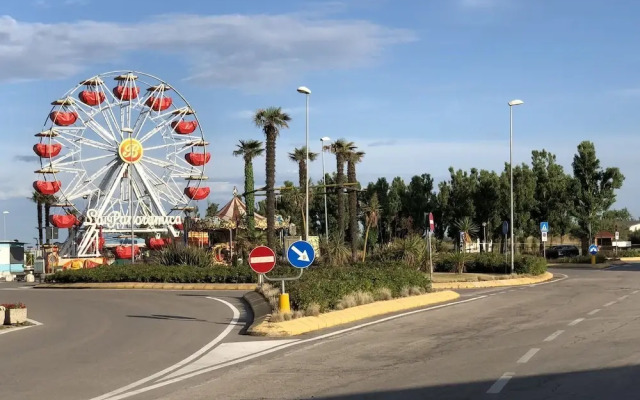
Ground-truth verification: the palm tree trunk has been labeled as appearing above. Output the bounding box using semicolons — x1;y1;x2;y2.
36;201;43;246
265;129;277;249
347;159;358;262
298;160;305;191
44;203;51;244
245;157;256;236
362;220;371;262
336;154;345;234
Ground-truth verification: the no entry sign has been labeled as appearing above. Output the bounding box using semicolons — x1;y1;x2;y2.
248;246;276;274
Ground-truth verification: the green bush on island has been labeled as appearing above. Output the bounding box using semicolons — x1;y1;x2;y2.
553;254;607;264
434;252;547;275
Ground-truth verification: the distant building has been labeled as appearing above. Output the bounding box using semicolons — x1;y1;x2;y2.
0;240;25;273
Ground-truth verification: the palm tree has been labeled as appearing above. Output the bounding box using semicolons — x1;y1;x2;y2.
330;139;355;235
30;191;45;246
253;107;291;249
362;192;381;261
233;139;265;236
454;217;480;253
42;194;57;243
288;146;319;190
346;148;365;262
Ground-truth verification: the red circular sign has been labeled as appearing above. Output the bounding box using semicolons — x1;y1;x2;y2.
248;246;276;274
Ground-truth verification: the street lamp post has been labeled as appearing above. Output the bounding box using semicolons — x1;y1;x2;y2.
508;99;524;274
482;222;487;253
2;211;8;240
320;137;331;238
297;86;311;241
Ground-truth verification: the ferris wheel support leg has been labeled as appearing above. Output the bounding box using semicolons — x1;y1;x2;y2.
77;225;100;258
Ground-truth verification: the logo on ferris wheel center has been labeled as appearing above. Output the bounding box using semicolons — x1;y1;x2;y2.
119;138;144;164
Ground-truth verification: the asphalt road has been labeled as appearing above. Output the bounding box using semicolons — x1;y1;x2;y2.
0;287;250;400
132;264;640;400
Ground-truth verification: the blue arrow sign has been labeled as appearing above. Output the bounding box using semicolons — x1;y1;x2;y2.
589;244;598;256
287;240;315;268
540;222;549;233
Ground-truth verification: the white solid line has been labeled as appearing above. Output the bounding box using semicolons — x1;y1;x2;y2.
544;330;565;342
568;318;584;326
104;295;491;400
604;301;616;307
249;256;274;263
90;297;240;400
618;295;629;301
487;372;515;394
0;318;43;335
633;290;639;295
588;309;601;316
517;348;540;364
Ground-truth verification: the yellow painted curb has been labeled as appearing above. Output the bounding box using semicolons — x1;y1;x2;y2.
35;282;257;290
431;272;553;290
620;257;640;262
249;290;460;337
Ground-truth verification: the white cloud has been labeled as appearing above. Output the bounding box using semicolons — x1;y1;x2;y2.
0;13;414;89
459;0;501;9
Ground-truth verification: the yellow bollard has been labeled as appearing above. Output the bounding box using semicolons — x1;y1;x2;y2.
591;255;596;265
279;293;291;313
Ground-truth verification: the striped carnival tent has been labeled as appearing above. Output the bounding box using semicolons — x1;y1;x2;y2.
216;194;268;230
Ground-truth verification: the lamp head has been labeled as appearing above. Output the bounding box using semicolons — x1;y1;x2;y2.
320;136;331;142
297;86;311;95
508;99;524;106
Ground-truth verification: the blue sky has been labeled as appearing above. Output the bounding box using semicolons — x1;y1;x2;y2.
1;0;639;245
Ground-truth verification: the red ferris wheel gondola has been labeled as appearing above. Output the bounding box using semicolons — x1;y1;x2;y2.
33;143;62;158
184;152;211;166
184;186;210;200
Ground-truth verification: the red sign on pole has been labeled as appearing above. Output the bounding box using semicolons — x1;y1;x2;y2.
248;246;276;274
428;212;435;233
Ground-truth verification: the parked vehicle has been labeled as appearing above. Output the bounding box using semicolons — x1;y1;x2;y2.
546;245;580;259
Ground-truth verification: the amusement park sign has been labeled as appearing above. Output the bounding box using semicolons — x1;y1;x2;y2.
84;209;182;228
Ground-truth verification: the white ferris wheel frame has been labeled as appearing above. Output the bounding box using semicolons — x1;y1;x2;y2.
36;70;209;258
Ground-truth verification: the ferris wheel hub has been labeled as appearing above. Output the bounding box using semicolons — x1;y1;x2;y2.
118;138;144;164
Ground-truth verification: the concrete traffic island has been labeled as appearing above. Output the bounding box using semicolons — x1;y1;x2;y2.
248;290;460;337
34;282;257;290
431;272;554;290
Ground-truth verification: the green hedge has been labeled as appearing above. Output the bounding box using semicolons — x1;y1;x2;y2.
617;249;640;257
554;254;607;264
434;252;547;275
45;264;256;284
287;261;430;312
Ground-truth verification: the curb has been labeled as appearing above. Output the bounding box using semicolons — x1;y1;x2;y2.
34;282;257;291
620;257;640;262
431;272;553;290
248;290;460;337
242;291;272;333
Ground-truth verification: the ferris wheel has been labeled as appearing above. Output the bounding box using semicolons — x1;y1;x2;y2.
33;71;211;258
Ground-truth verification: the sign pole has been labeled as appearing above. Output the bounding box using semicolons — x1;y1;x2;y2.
428;232;433;281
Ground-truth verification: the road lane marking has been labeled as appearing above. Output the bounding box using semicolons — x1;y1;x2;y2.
568;318;584;326
604;301;616;307
517;348;540;363
487;373;515;394
104;295;491;399
544;330;565;342
618;295;629;301
633;290;639;295
91;297;240;400
0;318;43;335
588;309;601;316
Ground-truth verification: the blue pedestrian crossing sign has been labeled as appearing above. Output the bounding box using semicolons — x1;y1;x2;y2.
589;244;598;256
540;222;549;233
287;240;315;268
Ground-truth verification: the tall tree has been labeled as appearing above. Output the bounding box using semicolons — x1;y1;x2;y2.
404;174;436;234
288;146;319;190
233;139;265;236
362;192;381;261
330;139;355;235
205;201;220;218
253;107;291;249
388;177;406;238
571;141;624;248
442;167;478;245
42;194;57;243
473;169;501;249
346;148;365;262
30;191;45;246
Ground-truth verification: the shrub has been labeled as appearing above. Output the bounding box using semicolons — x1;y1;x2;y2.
1;302;26;309
618;249;640;257
45;264;256;284
305;303;321;317
513;256;547;275
468;253;508;274
287;261;430;312
399;287;410;297
153;244;213;268
373;287;393;301
554;255;606;264
353;291;374;306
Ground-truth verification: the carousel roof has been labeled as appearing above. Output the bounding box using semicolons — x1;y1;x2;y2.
217;189;266;224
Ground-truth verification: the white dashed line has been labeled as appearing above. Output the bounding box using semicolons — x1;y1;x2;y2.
588;309;601;316
632;290;639;295
487;372;515;394
604;301;616;307
544;330;565;342
568;318;585;326
517;348;540;364
618;295;628;301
